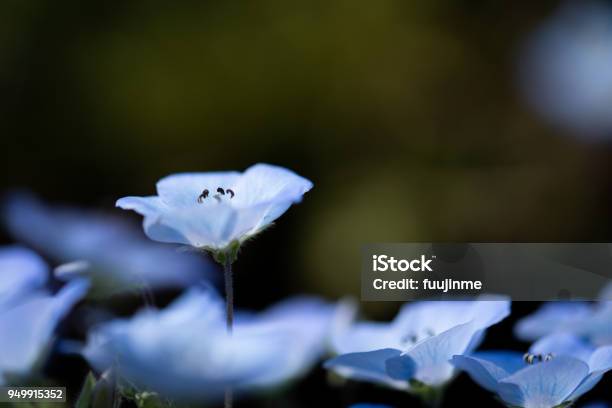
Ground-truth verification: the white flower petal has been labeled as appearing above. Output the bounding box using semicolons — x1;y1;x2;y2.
6;194;211;292
402;321;483;386
156;171;241;207
83;288;334;402
333;322;403;354
529;334;594;362
497;356;589;408
231;164;313;207
0;279;88;384
0;246;48;309
117;164;312;250
324;349;408;390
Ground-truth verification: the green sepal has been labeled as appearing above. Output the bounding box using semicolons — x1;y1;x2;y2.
75;372;97;408
408;379;445;408
209;240;241;265
74;370;118;408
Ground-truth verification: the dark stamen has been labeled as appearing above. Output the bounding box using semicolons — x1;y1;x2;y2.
217;187;225;195
197;189;209;203
401;334;418;344
227;189;235;198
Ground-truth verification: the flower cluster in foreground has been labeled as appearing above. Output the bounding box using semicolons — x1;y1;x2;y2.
326;297;510;403
1;164;611;407
0;246;88;384
83;287;345;403
451;334;612;408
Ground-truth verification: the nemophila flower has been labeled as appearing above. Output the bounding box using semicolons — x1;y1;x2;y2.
3;194;213;296
82;287;340;403
115;163;313;259
115;164;312;407
451;334;612;408
325;298;510;400
0;246;48;309
518;0;612;139
514;302;593;342
0;246;88;385
515;284;612;345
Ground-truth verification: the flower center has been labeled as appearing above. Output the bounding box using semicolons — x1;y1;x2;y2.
523;352;555;365
197;187;235;203
401;328;436;345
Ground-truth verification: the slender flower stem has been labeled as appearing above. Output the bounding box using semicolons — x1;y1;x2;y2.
224;388;233;408
224;258;234;333
224;258;234;408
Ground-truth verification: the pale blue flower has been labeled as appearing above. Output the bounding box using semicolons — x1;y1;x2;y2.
83;287;340;403
116;163;313;254
325;297;510;391
0;246;48;309
515;284;612;345
451;334;612;408
518;0;612;139
514;302;593;342
4;194;213;295
0;246;89;385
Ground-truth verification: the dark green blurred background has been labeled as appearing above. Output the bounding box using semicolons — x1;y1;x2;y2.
3;1;612;406
2;0;612;311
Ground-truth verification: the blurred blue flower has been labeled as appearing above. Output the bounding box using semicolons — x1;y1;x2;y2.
0;246;48;309
0;246;88;384
519;0;612;139
451;334;612;408
515;283;612;345
116;163;312;255
4;194;214;295
82;287;341;403
325;298;510;392
514;302;593;341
